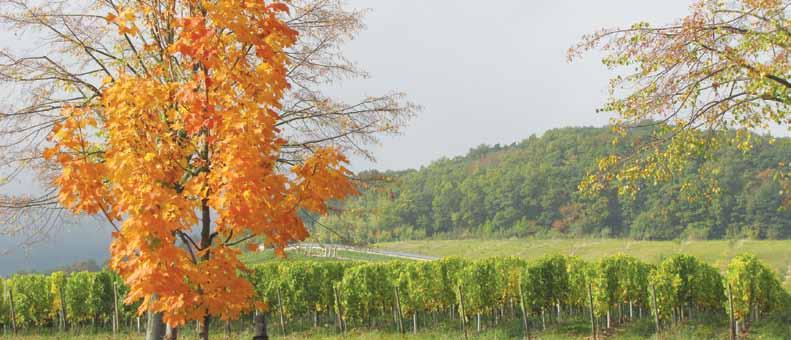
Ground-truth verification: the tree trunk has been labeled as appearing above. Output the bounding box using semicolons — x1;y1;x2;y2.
146;311;165;340
165;325;178;340
198;198;212;340
476;313;481;333
413;312;418;334
252;312;269;340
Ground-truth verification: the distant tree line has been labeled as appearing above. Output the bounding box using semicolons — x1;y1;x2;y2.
312;126;791;243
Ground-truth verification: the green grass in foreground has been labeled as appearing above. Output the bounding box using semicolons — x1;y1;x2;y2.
374;239;791;274
8;317;791;339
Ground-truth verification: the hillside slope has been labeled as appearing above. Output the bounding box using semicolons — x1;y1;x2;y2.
312;126;791;243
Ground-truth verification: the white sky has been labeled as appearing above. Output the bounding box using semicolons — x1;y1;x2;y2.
0;0;696;274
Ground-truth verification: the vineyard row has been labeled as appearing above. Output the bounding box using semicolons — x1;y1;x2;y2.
1;253;787;338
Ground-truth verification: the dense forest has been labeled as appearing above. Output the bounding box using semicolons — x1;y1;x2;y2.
312;126;791;243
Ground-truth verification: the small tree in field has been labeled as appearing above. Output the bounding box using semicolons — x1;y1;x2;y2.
41;0;359;336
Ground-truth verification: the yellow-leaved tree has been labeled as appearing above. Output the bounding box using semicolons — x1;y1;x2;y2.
40;0;359;337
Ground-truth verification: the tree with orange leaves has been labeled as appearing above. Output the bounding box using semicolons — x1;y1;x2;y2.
40;1;359;338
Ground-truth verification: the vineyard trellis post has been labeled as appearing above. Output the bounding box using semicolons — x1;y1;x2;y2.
587;280;596;340
276;287;286;336
650;283;660;338
332;284;345;333
727;283;736;340
518;276;530;340
394;286;404;333
112;282;119;335
457;285;469;340
59;284;68;332
8;284;16;335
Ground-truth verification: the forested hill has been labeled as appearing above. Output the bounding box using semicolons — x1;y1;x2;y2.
312;126;791;243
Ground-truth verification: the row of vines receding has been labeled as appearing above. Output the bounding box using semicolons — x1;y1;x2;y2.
1;253;789;337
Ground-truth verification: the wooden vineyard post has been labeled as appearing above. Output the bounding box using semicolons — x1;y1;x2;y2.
727;283;736;340
650;283;661;339
8;285;16;335
276;287;286;336
60;284;68;331
587;280;596;340
518;277;531;340
394;286;404;333
413;311;418;334
333;284;345;333
113;282;119;335
457;285;469;340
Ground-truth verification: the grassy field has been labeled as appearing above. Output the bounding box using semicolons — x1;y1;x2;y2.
239;247;396;265
374;239;791;275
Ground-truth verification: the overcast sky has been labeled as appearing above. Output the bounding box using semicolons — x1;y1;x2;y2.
0;0;695;275
343;0;695;170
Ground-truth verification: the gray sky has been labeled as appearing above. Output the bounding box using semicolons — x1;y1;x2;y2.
0;0;695;275
344;0;695;170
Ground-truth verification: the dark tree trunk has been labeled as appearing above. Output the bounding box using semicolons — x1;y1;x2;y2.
165;325;178;340
198;198;212;340
252;313;269;340
146;310;165;340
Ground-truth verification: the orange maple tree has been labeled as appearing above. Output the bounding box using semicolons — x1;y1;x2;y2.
43;0;356;331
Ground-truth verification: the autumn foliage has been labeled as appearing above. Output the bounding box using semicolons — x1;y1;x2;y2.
43;0;356;326
571;0;791;198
